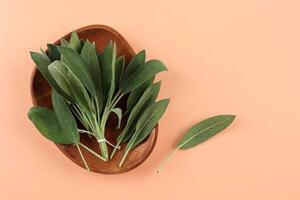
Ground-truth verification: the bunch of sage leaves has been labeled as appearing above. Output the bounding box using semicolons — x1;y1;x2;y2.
28;31;169;170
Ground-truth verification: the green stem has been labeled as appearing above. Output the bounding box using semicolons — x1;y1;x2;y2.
79;143;106;161
95;120;109;161
156;148;179;174
119;150;129;167
76;144;90;171
109;93;124;110
110;126;128;160
111;91;121;105
110;140;121;160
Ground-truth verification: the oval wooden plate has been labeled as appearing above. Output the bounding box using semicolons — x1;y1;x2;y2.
30;25;158;174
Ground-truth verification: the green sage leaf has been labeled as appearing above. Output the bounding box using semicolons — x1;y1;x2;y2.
81;40;103;112
69;31;81;52
40;48;50;60
47;44;60;61
110;108;122;129
122;81;161;142
100;41;116;106
48;61;73;98
58;46;96;96
120;60;167;93
65;64;92;111
80;40;101;90
115;56;125;91
119;99;169;166
177;115;236;149
131;99;169;149
28;106;73;144
121;50;145;84
52;89;80;144
126;76;155;113
30;52;73;102
52;89;90;170
110;81;161;159
157;115;236;173
60;39;69;47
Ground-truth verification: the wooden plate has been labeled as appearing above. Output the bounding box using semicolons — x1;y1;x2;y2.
30;25;158;174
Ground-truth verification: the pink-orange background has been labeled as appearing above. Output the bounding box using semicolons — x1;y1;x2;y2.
1;0;300;199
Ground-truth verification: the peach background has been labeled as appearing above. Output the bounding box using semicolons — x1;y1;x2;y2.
1;0;300;199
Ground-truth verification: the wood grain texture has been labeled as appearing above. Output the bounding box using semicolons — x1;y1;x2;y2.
30;25;158;174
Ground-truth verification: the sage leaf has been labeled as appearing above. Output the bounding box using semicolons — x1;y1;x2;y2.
65;64;92;111
52;89;80;143
40;48;50;60
69;31;81;52
157;115;236;173
177;115;236;149
119;99;170;167
47;44;60;61
80;40;101;90
28;106;73;144
115;56;125;91
123;81;161;142
52;89;91;170
131;99;169;149
110;81;161;159
101;42;117;107
48;61;73;98
120;60;167;93
60;39;69;47
121;50;145;84
126;76;155;114
30;52;73;102
81;40;103;112
110;108;122;129
58;46;96;96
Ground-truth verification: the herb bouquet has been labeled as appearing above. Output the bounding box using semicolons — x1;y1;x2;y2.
28;31;169;171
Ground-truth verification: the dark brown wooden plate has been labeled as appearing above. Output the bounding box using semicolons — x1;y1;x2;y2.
30;25;158;174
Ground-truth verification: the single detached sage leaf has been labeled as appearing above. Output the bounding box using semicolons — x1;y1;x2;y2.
120;60;167;94
131;98;169;149
177;115;236;149
28;106;73;144
30;52;73;102
119;99;170;167
157;115;236;173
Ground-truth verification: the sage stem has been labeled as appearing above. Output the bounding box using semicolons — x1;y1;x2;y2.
76;144;90;171
156;148;179;173
79;143;106;161
119;150;129;167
